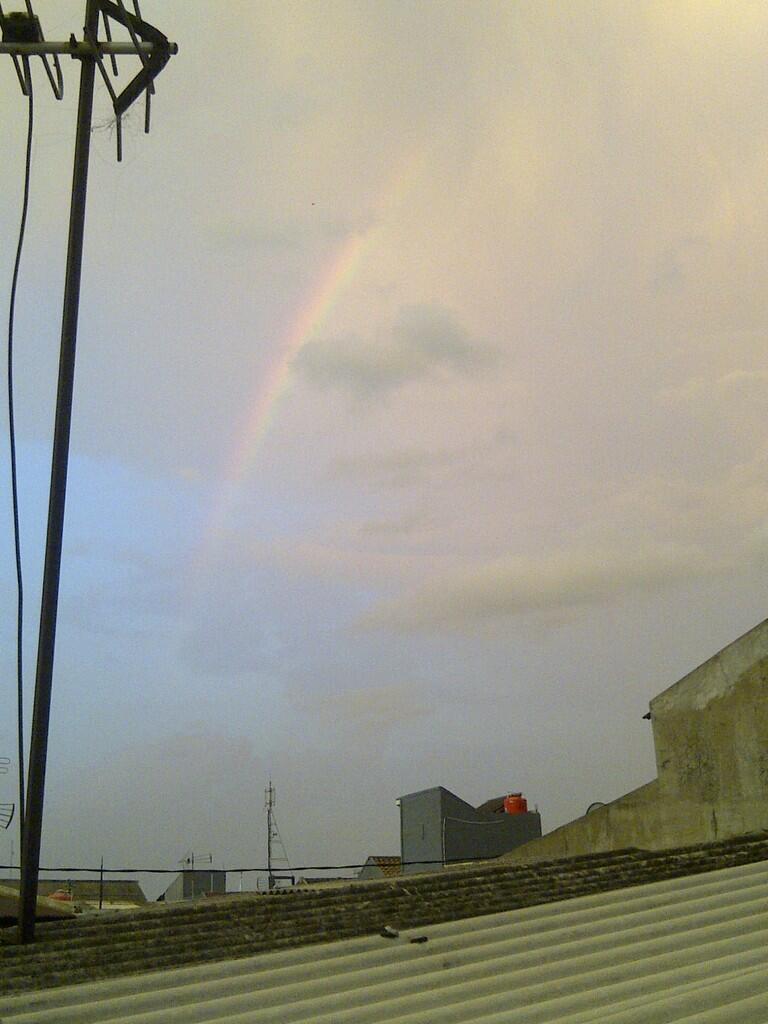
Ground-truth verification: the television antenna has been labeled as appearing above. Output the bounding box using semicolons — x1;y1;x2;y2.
1;0;177;942
178;850;213;872
0;757;14;829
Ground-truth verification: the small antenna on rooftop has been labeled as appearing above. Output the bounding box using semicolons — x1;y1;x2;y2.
1;0;177;943
178;851;213;873
0;759;14;830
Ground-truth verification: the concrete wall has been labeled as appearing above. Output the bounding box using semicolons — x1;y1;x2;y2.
504;617;768;865
650;621;768;839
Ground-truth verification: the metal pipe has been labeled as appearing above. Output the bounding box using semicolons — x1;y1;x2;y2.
0;40;178;55
17;0;100;945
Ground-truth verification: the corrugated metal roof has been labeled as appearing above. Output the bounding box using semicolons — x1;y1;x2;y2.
4;856;768;1023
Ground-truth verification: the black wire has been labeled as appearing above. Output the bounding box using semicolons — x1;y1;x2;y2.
8;57;34;842
0;854;502;875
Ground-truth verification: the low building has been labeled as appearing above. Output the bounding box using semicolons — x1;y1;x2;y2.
161;869;226;902
0;878;145;912
357;855;401;880
398;786;542;874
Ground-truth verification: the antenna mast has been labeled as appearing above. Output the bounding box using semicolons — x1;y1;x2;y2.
265;780;275;891
1;0;177;943
264;780;292;891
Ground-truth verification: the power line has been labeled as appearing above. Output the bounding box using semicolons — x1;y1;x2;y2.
0;854;503;875
6;53;34;844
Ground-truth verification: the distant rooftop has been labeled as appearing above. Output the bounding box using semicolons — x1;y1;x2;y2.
365;856;402;877
0;879;145;905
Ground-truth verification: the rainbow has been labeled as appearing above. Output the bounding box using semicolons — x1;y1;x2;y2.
195;147;425;570
228;230;364;485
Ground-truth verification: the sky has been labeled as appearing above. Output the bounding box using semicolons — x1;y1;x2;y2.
1;0;767;896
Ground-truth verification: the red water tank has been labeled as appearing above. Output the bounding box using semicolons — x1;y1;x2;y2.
503;793;528;814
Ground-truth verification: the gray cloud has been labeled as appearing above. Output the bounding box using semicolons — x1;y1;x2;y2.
330;446;458;488
361;544;721;633
356;512;434;538
210;215;371;254
298;682;434;737
295;304;494;394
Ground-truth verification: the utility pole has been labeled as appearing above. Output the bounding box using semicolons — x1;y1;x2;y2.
1;1;177;942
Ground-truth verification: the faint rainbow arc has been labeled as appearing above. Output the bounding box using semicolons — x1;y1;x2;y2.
195;147;425;568
199;229;368;556
232;231;365;477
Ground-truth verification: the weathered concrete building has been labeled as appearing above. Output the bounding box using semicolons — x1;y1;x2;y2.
399;786;542;873
504;616;768;863
161;869;226;902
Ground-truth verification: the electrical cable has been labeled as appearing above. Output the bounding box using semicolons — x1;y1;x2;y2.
0;854;503;875
7;55;34;841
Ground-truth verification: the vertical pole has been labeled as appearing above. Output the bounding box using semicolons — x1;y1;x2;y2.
266;782;273;891
98;855;104;910
18;0;99;944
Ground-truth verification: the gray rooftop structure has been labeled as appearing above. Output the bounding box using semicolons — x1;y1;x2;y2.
398;785;541;873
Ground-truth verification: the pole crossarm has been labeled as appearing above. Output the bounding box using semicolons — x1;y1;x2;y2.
0;40;178;55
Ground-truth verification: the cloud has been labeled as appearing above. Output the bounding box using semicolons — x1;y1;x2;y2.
298;682;433;735
295;304;494;394
330;446;457;488
328;426;516;490
360;544;720;633
605;454;768;547
209;215;369;253
648;236;707;293
356;512;434;538
249;535;446;586
658;367;768;405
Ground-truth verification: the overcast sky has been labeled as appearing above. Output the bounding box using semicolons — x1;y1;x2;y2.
1;1;767;894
